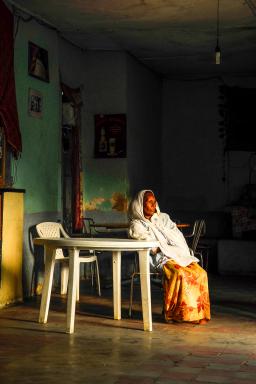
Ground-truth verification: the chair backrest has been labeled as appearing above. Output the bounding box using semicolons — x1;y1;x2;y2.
82;217;97;237
191;219;206;253
36;222;69;259
82;218;92;236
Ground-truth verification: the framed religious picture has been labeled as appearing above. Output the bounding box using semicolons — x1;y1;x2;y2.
94;114;126;158
28;88;43;118
28;41;49;82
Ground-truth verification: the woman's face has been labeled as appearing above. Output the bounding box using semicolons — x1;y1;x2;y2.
143;192;156;219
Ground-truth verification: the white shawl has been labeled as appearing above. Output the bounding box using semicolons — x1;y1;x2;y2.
128;190;199;267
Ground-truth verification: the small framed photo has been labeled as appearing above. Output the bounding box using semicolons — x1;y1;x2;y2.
28;88;43;118
28;41;49;82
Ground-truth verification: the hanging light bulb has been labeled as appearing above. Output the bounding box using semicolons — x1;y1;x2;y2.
215;43;221;65
215;0;221;64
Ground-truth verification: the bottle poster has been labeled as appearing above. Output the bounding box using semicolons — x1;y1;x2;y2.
94;114;126;158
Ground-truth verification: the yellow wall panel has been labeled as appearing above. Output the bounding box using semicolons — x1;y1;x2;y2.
0;190;24;308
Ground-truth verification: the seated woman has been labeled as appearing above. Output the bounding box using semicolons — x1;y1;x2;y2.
128;189;211;324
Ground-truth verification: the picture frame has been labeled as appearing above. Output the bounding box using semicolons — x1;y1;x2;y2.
28;88;43;118
28;41;49;82
94;114;126;158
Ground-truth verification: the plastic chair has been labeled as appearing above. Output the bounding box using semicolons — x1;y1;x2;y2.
82;217;96;237
128;252;162;318
185;219;206;268
82;217;110;237
36;222;101;299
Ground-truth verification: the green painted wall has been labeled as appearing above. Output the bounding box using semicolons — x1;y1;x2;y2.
83;158;129;212
82;51;129;217
13;20;61;214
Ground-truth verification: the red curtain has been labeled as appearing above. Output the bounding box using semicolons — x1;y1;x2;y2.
0;1;22;156
61;83;83;232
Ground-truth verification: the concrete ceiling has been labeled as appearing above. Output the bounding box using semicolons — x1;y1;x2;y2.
8;0;256;76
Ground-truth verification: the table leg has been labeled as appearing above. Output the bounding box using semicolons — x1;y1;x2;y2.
66;248;79;334
39;246;55;324
112;251;121;320
139;249;152;332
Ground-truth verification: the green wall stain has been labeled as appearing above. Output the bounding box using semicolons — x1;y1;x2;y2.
13;22;130;218
83;158;129;212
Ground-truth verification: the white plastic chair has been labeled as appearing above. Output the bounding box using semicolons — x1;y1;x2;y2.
128;254;162;318
185;219;206;268
36;222;101;300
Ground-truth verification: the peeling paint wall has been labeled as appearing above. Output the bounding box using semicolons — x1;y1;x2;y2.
82;51;129;222
59;45;163;223
84;192;128;213
81;52;162;221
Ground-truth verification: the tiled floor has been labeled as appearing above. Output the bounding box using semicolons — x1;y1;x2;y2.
0;274;256;384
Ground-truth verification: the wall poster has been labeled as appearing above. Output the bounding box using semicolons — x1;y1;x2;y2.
28;41;49;83
94;114;126;158
28;88;43;118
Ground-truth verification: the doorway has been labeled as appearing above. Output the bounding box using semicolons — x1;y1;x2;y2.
61;84;83;234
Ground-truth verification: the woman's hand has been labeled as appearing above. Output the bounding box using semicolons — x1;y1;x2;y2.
150;247;161;255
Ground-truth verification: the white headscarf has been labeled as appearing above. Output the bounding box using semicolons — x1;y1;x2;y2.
128;190;199;267
128;189;159;221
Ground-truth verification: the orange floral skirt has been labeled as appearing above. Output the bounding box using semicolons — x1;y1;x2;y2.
162;261;211;323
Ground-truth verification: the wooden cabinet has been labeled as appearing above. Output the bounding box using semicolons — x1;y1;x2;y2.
0;189;25;308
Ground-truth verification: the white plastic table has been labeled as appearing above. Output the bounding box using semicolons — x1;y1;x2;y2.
33;237;159;334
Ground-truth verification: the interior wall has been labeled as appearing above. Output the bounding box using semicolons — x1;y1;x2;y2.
13;19;61;296
81;51;129;222
162;78;224;213
161;75;256;236
13;29;163;292
221;75;256;205
58;39;85;88
14;19;61;214
126;56;162;199
57;48;163;279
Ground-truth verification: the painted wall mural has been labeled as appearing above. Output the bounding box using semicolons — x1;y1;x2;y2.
84;192;128;213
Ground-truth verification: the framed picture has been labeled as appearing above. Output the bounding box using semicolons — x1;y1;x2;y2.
28;88;43;118
28;41;49;82
94;114;126;158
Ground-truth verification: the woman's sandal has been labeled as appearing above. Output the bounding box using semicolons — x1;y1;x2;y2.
190;318;209;325
199;318;209;325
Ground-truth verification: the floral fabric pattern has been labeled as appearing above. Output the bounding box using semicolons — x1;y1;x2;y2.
163;261;211;322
